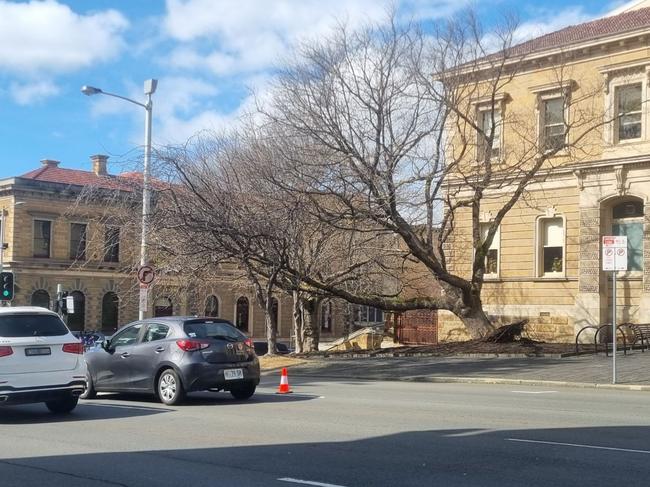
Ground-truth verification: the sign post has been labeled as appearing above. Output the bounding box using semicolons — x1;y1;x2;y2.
137;265;155;319
602;236;627;384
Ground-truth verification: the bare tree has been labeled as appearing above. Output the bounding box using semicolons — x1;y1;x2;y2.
249;10;607;339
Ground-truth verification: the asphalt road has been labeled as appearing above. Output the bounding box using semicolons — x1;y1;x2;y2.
1;376;650;486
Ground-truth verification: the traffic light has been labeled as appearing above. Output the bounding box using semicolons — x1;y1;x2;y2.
1;272;14;301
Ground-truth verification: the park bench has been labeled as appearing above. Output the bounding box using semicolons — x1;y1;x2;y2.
626;323;650;352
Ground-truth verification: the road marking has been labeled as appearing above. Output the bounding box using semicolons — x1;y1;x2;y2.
278;477;348;487
507;438;650;455
511;390;557;394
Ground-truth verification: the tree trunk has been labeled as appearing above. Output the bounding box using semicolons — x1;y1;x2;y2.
292;290;304;353
264;297;278;356
457;303;494;339
302;297;321;352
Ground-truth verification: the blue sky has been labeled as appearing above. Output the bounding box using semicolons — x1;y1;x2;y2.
0;0;638;178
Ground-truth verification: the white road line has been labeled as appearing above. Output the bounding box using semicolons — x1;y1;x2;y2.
278;477;348;487
510;391;557;394
507;438;650;455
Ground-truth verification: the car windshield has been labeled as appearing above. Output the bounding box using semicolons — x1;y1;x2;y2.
0;314;69;337
183;320;245;341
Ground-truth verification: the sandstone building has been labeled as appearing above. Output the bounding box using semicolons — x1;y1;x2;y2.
440;1;650;342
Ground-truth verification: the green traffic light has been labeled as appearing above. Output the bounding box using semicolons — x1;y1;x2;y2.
2;290;8;297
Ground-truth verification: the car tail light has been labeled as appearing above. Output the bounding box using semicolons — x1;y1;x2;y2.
176;339;210;352
0;346;12;358
244;338;253;348
62;343;84;354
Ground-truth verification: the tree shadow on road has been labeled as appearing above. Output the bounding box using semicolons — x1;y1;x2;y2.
2;426;650;486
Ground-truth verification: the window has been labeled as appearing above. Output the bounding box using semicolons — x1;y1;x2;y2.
612;200;644;271
236;296;249;332
104;226;120;262
0;314;67;337
538;217;564;276
352;305;383;327
320;301;333;332
66;291;85;332
143;324;170;342
542;97;566;151
617;84;642;141
101;292;119;332
70;223;87;261
111;324;142;349
480;223;500;276
33;220;51;258
478;109;501;159
204;295;219;317
154;297;173;317
30;289;50;309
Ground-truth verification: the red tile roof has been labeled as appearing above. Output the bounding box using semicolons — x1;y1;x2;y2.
508;7;650;57
20;164;138;191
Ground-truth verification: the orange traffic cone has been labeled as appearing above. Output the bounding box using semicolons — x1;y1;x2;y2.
277;367;292;394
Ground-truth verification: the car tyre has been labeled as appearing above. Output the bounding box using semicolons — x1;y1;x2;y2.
80;373;97;400
230;382;256;400
45;396;79;414
157;369;185;405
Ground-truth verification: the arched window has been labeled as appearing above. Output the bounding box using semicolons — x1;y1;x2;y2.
31;289;50;309
67;291;85;331
612;199;644;271
236;296;249;332
101;292;119;333
204;295;219;317
154;296;173;317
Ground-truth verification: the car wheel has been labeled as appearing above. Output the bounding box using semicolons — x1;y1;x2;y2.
80;373;97;400
230;382;256;400
45;396;79;414
157;369;185;405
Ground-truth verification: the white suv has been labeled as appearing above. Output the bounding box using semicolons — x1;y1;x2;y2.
0;307;86;413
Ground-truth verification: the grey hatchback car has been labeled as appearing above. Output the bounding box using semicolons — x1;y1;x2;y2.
81;317;260;405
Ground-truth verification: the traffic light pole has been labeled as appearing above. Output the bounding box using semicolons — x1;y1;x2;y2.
0;209;5;307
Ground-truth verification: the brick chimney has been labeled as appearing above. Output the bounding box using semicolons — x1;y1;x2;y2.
90;154;109;176
40;159;60;168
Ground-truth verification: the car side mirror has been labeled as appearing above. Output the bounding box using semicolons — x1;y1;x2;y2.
102;340;112;353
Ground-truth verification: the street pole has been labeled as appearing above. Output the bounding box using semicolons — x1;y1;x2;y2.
0;208;4;271
81;80;157;321
612;271;617;384
139;90;153;320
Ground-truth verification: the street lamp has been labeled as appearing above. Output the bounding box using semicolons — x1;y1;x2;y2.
82;79;158;320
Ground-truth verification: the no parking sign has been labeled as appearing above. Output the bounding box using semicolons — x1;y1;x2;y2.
602;236;627;271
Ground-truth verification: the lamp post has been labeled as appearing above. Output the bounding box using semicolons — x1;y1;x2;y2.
82;80;158;320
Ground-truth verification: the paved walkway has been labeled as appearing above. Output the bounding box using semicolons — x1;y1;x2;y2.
288;350;650;390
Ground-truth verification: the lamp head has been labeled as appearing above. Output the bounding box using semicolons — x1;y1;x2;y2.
144;79;158;95
81;85;102;96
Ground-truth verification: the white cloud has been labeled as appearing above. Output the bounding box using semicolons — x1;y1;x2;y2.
163;0;468;76
9;79;60;105
0;0;128;75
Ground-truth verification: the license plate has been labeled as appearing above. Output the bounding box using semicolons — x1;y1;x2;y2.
224;368;244;380
25;347;51;356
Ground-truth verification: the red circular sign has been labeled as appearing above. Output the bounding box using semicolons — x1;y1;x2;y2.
138;265;155;284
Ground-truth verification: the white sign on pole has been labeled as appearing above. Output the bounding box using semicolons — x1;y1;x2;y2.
65;295;75;314
602;236;627;271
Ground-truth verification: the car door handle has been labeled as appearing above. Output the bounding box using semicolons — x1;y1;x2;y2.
120;352;130;358
155;347;165;353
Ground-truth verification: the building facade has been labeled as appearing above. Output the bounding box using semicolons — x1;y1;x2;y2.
440;2;650;342
0;156;346;341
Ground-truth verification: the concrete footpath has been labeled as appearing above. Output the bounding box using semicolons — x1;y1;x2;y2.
286;350;650;391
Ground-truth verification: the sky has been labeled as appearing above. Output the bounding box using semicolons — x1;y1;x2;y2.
0;0;640;178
